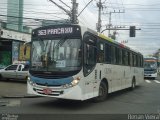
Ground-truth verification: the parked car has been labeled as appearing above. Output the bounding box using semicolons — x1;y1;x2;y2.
0;65;5;70
0;64;29;81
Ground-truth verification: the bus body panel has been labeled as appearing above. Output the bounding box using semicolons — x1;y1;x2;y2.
28;64;144;100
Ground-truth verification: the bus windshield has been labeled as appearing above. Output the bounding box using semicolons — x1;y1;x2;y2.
144;61;157;70
30;38;82;72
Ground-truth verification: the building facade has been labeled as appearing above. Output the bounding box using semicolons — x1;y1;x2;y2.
7;0;24;31
0;28;31;68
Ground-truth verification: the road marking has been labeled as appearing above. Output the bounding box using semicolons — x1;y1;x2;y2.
145;80;151;83
154;80;160;84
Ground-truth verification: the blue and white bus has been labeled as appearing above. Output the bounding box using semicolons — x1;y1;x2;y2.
27;24;144;101
144;57;157;79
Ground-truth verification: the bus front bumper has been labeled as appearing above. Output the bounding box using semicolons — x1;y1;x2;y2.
144;73;157;78
27;80;84;100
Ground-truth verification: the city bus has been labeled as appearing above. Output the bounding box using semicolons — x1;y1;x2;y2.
27;24;144;102
144;57;157;79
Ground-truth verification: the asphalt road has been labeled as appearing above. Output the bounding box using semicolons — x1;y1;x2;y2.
0;78;160;120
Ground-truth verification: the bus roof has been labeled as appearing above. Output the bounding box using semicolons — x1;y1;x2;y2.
144;57;157;60
86;27;142;56
144;57;157;61
33;24;143;56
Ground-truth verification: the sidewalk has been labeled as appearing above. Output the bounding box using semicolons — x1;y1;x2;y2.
0;81;39;98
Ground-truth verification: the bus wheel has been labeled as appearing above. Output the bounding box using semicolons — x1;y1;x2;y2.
130;78;136;90
93;82;108;102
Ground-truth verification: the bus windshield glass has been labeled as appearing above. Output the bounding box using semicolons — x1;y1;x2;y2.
144;61;157;70
30;38;82;72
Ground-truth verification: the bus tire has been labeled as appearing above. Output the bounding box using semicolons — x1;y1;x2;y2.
93;81;108;102
130;78;136;90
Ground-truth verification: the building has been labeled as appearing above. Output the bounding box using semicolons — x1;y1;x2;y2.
7;0;24;31
0;25;31;68
0;0;32;69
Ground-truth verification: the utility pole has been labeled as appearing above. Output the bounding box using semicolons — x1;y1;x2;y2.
108;12;112;37
107;10;125;37
97;0;102;32
49;0;78;24
71;0;78;24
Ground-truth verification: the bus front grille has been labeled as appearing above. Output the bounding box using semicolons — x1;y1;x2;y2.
33;87;64;96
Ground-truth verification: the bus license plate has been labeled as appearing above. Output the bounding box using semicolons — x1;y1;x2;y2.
43;88;52;95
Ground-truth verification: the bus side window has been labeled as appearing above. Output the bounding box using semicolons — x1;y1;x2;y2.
119;49;122;65
111;46;116;64
105;43;111;63
128;52;130;66
130;53;133;66
136;55;138;67
122;50;125;65
97;42;104;63
133;54;136;67
115;47;119;64
125;51;128;66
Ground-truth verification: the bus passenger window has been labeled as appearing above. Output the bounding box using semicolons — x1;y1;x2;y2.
126;52;128;66
105;44;111;63
130;53;133;66
122;50;125;65
115;47;119;64
119;49;122;65
133;55;136;66
98;42;104;63
128;52;130;66
111;46;116;64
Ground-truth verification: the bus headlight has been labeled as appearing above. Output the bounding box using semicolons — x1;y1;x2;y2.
71;77;81;86
63;77;81;88
27;76;30;81
28;77;36;86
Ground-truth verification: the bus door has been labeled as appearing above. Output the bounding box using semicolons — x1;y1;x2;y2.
83;33;97;98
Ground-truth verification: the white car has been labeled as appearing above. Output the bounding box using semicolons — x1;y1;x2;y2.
0;64;29;81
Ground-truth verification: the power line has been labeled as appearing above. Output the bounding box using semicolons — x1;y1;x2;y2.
0;2;71;6
0;14;67;21
78;0;94;17
0;9;65;15
0;7;65;14
59;0;71;9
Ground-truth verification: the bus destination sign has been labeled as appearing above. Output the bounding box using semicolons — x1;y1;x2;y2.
38;27;73;36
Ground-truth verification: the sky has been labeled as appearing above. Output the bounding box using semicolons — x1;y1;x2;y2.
0;0;160;56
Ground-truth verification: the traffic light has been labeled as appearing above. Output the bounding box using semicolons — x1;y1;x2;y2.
130;26;135;37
